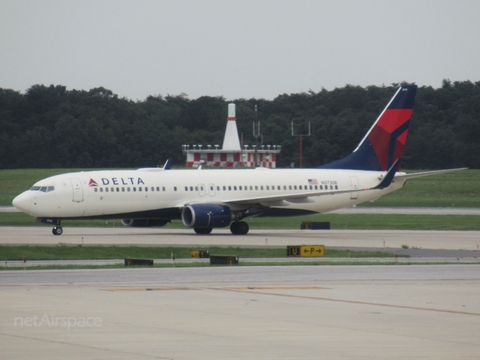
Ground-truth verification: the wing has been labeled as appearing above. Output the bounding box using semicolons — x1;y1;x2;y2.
223;159;402;207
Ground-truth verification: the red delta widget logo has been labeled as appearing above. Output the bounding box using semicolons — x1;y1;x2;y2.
88;178;145;186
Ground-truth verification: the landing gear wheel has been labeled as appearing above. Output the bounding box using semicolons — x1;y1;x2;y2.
230;221;249;235
52;226;63;236
194;227;212;235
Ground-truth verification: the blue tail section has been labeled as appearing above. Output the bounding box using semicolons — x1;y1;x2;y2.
318;84;417;171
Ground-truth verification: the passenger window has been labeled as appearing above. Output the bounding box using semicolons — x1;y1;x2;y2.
127;187;130;192
139;187;142;192
133;187;136;192
100;188;103;193
162;187;166;191
145;187;148;192
94;188;98;193
174;187;177;191
116;188;120;192
195;186;198;191
105;188;109;192
122;187;125;192
289;185;292;190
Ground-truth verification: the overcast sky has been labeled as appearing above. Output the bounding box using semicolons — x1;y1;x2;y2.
1;0;480;101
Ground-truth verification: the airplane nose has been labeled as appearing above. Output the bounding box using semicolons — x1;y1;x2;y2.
12;192;31;214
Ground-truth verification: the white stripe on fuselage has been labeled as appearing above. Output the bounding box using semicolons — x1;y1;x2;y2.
19;168;404;219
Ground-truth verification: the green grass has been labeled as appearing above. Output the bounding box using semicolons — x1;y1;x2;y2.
0;245;399;261
360;169;480;207
1;212;480;230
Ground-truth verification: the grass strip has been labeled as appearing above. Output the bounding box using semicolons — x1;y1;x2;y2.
2;213;480;230
0;245;403;261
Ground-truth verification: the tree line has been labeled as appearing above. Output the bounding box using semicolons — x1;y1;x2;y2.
0;80;479;169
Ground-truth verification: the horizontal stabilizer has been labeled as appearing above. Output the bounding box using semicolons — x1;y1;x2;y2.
395;167;468;181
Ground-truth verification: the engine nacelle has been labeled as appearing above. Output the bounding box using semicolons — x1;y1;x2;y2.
121;219;168;227
181;204;232;228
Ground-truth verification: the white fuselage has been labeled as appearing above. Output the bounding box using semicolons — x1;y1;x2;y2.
13;167;405;220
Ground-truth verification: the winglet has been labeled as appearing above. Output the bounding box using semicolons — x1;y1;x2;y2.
163;158;173;170
373;158;402;189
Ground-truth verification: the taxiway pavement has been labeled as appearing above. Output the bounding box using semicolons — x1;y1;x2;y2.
2;265;480;359
2;226;480;359
1;226;479;250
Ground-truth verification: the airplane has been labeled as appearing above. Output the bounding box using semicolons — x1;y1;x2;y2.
12;84;465;236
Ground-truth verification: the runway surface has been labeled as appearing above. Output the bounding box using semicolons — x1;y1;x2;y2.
2;226;479;250
2;265;480;359
2;226;480;359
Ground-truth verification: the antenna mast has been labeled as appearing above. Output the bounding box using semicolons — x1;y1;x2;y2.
291;121;311;168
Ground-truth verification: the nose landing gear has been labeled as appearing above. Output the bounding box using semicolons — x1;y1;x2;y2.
52;226;63;236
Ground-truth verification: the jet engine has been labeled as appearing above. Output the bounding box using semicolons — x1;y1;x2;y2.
121;219;169;227
181;204;233;228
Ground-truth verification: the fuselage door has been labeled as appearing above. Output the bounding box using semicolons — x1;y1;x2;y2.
350;176;359;200
70;178;84;203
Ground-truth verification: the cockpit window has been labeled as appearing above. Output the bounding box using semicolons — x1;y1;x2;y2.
30;186;55;192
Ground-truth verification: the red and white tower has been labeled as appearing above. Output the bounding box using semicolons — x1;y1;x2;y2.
183;103;281;168
222;104;241;151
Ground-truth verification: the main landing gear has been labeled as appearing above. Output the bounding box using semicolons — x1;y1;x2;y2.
230;221;249;235
52;226;63;236
194;227;213;235
193;221;249;235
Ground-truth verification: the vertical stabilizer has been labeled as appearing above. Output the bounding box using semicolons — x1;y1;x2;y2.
222;103;242;151
319;84;417;171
